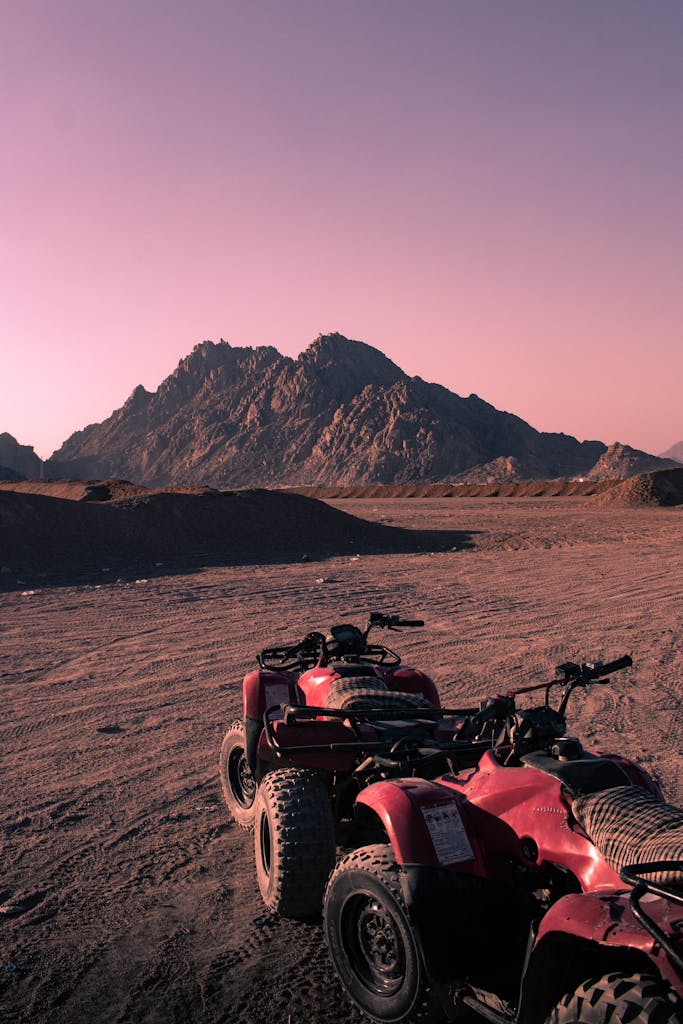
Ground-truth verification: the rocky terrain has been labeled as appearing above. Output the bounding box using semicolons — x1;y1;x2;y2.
585;442;681;481
45;334;607;486
0;433;41;479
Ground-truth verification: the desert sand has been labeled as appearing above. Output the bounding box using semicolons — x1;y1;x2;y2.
1;496;682;1024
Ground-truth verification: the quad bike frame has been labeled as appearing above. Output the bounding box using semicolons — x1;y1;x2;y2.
219;614;482;918
322;655;683;1024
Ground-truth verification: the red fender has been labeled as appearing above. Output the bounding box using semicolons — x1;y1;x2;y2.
535;891;683;989
356;779;475;867
242;668;298;720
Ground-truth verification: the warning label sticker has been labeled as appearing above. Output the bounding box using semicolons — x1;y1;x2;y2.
264;682;292;708
421;802;474;865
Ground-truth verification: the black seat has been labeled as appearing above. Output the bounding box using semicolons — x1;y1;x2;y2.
521;751;632;796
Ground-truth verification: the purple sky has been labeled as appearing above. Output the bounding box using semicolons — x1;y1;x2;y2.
2;0;682;460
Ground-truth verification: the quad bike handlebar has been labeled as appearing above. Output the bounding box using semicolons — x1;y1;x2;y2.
467;654;633;760
256;612;424;671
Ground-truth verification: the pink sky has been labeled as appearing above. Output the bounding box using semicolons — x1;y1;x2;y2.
1;0;682;460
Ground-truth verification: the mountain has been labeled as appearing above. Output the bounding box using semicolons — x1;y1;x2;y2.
46;333;607;487
0;465;26;482
659;441;683;463
0;433;42;479
584;442;681;481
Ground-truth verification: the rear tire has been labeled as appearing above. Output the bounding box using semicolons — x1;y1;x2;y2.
253;768;336;919
546;973;682;1024
326;677;434;713
325;676;387;708
323;844;442;1023
219;721;256;827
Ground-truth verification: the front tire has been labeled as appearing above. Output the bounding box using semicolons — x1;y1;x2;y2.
253;768;336;918
547;973;682;1024
219;721;256;827
323;844;442;1023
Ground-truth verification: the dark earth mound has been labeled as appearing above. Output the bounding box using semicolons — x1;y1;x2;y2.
0;488;473;576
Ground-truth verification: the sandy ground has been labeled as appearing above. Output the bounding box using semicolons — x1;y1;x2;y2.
1;498;681;1024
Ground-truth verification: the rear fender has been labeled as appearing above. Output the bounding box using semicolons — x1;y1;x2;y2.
381;667;441;708
355;779;475;867
242;669;298;773
520;891;683;1020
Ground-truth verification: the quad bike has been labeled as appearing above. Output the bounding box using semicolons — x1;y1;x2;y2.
219;613;487;918
323;656;683;1024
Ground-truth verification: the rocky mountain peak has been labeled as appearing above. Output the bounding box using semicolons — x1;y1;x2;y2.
0;432;42;478
299;333;405;389
585;442;680;481
45;332;610;487
123;384;153;412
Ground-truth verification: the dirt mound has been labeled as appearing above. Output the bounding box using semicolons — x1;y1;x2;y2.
291;479;616;499
0;478;219;502
594;468;683;507
0;478;148;501
0;488;471;572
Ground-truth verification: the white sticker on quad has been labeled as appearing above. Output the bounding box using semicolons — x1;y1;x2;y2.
421;801;474;865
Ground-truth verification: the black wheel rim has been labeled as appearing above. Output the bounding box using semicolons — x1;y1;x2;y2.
341;892;406;997
228;746;256;809
259;814;271;878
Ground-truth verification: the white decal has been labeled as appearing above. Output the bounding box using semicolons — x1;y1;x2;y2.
421;802;474;865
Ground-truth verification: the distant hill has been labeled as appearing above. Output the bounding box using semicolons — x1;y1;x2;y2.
0;433;41;479
660;441;683;463
46;333;606;487
585;442;680;481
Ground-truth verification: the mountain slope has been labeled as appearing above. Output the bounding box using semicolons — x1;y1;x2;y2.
47;333;606;487
0;433;42;478
585;442;680;481
660;441;683;463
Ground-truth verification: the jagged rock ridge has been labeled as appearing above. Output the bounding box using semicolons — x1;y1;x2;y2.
585;442;680;482
0;433;42;479
46;333;608;487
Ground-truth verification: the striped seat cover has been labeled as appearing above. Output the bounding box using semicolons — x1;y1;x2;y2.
572;785;683;884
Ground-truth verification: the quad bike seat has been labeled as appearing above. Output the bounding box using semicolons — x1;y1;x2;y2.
327;661;384;678
573;784;683;884
522;751;632;796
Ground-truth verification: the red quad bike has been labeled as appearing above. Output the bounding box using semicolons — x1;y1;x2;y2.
323;656;683;1024
219;613;487;919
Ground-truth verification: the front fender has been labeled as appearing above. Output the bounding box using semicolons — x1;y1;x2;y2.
356;779;474;867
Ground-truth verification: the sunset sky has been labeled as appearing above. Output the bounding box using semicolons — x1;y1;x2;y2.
2;0;682;460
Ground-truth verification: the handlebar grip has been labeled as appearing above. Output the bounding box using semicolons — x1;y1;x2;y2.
597;654;632;677
398;619;424;627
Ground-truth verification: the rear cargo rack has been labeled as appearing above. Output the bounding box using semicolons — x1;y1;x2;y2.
262;702;486;760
